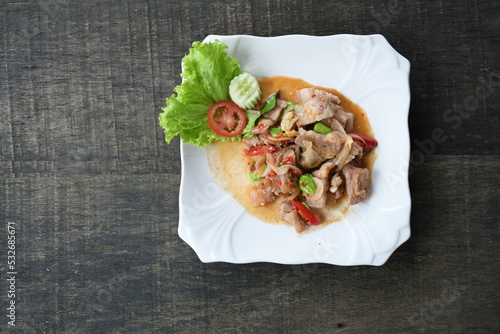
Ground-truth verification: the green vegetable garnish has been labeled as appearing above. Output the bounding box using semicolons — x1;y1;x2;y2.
299;173;317;195
313;122;332;134
159;40;243;147
242;90;279;138
269;128;283;136
248;163;267;182
259;90;279;114
248;170;262;182
243;110;261;137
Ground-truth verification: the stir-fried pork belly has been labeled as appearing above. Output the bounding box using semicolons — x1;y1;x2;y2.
331;135;364;171
279;201;307;233
270;149;302;197
321;117;348;134
295;128;343;167
248;146;302;207
312;159;337;179
296;88;354;131
250;186;277;207
295;88;343;126
244;88;376;231
297;140;323;169
329;173;344;199
342;165;370;205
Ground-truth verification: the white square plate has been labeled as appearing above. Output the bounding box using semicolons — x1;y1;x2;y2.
178;34;411;265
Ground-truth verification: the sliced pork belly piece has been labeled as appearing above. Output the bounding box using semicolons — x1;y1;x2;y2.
342;112;354;133
279;146;298;167
250;187;277;207
295;128;344;169
296;87;341;105
252;155;275;179
332;107;354;131
312;159;337;179
342;165;370;205
320;117;347;134
278;170;300;195
250;147;301;199
264;146;298;173
295;87;355;132
329;172;343;199
295;128;343;159
330;135;363;171
298;140;324;169
279;201;307;233
294;88;343;126
274;164;302;197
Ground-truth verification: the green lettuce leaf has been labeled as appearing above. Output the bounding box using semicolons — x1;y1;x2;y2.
159;41;243;147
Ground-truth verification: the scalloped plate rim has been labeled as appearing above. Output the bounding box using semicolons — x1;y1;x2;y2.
177;34;411;266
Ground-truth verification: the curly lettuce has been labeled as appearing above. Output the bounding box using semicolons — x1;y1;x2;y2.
159;41;243;147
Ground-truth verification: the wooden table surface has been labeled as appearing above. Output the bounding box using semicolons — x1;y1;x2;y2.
1;0;499;333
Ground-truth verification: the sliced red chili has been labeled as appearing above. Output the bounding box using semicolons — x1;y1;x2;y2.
282;155;295;165
253;123;266;134
243;145;279;156
264;133;278;143
348;133;378;151
264;133;292;146
291;199;321;226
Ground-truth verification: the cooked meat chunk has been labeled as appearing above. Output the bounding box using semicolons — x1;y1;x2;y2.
294;88;344;126
279;147;297;166
332;107;354;131
320;117;346;134
252;155;275;179
250;187;277;207
343;112;354;133
312;159;337;179
296;87;341;105
279;170;299;195
342;165;370;205
331;136;363;171
329;173;343;199
275;165;301;196
295;128;344;169
298;140;324;169
295;128;343;159
279;201;307;233
264;146;298;172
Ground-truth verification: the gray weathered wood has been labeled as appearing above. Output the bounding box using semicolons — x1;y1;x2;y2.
0;0;498;333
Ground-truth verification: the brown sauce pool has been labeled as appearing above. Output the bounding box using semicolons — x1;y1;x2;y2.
207;76;376;229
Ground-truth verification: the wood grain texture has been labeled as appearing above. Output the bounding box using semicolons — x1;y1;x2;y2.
0;0;499;333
